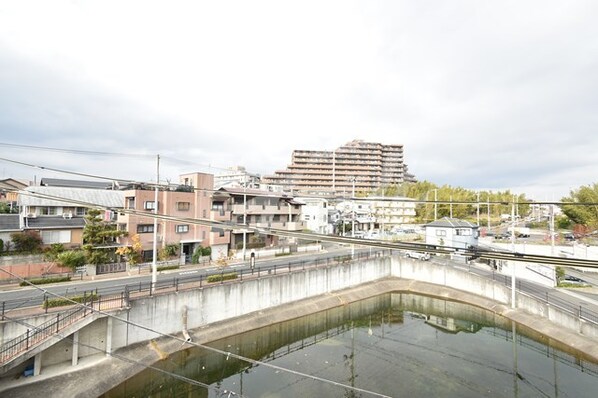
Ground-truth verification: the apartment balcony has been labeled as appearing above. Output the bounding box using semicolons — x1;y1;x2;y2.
210;209;232;222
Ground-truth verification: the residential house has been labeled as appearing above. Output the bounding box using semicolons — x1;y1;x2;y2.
17;186;124;248
424;217;479;249
0;178;29;210
214;188;305;255
295;197;330;234
117;172;228;261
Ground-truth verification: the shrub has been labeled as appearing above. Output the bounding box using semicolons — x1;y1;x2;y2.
56;250;87;270
207;272;238;283
43;293;98;309
10;231;43;253
191;246;212;263
157;265;180;272
20;276;71;286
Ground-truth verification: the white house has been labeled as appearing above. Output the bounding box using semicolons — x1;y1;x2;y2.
424;217;479;249
296;197;330;234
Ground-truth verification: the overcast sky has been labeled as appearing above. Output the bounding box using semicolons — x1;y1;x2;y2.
1;0;597;200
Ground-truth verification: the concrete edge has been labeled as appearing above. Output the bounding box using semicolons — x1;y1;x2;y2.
2;276;597;397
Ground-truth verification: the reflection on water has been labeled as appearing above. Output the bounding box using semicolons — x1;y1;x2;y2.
102;294;598;397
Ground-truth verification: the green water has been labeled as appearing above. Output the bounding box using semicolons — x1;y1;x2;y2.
102;293;598;397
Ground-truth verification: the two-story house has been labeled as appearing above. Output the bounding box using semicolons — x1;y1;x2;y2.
424;217;479;249
17;185;123;248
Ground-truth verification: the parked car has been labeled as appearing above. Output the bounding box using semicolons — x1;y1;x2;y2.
563;233;575;241
405;251;430;261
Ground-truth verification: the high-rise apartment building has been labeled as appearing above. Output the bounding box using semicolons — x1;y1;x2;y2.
262;140;416;196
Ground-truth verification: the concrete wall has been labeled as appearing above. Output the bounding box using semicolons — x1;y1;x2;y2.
110;256;391;351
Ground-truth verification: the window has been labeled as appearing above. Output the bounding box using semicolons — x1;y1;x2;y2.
41;230;71;244
176;225;189;233
76;207;87;216
435;230;447;237
456;229;472;236
137;224;154;233
213;227;225;237
177;202;190;211
144;201;157;210
202;209;207;218
39;207;57;215
126;197;136;209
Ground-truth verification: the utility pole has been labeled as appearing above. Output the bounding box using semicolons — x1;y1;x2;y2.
510;198;516;309
242;182;247;261
476;191;480;226
152;154;160;288
351;177;355;258
434;189;438;220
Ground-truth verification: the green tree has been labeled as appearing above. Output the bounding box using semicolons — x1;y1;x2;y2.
56;250;87;270
0;202;16;214
561;183;598;230
82;208;127;265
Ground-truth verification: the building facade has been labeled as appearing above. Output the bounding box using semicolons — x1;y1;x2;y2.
295;197;330;234
262;139;416;196
214;188;305;257
424;217;479;249
117;172;229;261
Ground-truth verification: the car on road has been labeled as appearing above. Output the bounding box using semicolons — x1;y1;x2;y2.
405;251;430;261
563;275;590;286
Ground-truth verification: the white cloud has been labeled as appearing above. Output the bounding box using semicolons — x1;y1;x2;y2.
1;0;597;200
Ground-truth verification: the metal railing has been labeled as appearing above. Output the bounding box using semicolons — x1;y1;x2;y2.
0;293;125;365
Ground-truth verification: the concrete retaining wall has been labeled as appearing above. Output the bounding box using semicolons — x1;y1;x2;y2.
111;256;391;350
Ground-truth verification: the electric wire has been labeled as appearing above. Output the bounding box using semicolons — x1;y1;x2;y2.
0;142;155;159
14;188;598;270
0;268;393;398
3;152;598;205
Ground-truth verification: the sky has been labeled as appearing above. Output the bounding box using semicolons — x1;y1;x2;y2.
0;0;597;200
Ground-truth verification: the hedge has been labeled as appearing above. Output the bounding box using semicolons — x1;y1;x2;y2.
207;272;238;283
43;293;98;309
157;265;180;272
20;276;71;286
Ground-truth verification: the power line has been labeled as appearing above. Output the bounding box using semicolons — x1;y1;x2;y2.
16;188;598;270
0;142;154;159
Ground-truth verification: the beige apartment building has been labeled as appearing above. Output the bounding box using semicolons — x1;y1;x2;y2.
262;139;416;196
117;172;230;261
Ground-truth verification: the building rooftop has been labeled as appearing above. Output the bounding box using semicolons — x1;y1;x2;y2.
425;217;479;229
19;186;124;208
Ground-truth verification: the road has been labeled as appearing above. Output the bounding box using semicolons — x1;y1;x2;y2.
2;245;598;322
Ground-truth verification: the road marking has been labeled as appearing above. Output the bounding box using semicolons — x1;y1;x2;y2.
230;264;245;269
179;271;198;275
454;266;469;272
